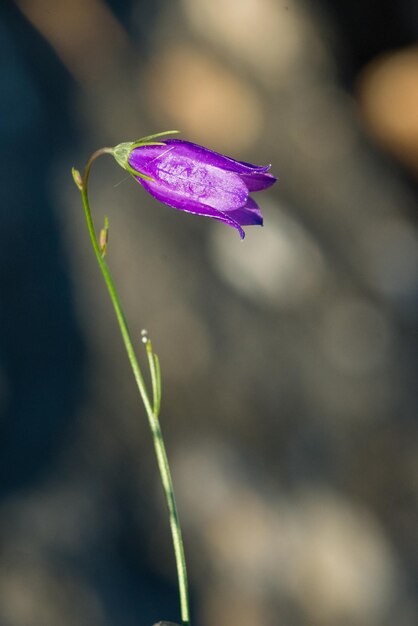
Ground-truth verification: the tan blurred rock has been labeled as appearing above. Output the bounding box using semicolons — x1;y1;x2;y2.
145;43;264;152
357;46;418;175
181;0;329;85
174;443;401;626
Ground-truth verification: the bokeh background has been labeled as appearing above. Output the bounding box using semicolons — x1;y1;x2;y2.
1;1;417;625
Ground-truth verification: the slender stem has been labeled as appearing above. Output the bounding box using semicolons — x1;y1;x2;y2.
76;149;190;625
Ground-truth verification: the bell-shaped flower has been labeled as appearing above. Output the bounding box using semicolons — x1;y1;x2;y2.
113;136;276;239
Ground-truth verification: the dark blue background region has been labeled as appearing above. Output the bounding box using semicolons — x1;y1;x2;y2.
0;1;83;494
0;3;181;624
317;0;418;84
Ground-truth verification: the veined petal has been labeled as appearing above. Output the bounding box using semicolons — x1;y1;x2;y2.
139;177;246;238
129;144;248;212
129;139;273;177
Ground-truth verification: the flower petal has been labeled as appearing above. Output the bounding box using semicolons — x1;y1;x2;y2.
237;159;271;172
138;177;246;238
129;139;272;177
240;171;277;192
129;143;249;213
228;197;264;226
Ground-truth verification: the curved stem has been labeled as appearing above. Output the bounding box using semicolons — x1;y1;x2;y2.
76;149;190;625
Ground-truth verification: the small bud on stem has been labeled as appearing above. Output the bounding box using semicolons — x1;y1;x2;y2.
99;216;109;257
71;167;83;190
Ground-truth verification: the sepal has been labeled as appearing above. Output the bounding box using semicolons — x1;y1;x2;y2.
112;132;180;182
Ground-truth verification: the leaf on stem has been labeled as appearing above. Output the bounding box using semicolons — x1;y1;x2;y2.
142;331;162;417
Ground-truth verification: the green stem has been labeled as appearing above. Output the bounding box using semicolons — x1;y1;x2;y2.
75;148;190;625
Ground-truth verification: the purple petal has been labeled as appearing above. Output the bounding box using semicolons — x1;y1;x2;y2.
130;139;272;177
240;171;277;192
139;177;246;238
237;159;270;172
129;143;249;213
228;197;264;226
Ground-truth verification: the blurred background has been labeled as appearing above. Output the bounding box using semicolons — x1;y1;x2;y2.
1;1;417;625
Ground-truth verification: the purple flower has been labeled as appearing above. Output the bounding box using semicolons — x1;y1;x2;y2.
114;137;276;239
